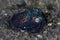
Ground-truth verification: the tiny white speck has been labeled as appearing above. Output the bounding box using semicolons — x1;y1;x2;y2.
21;30;24;32
57;22;60;25
37;34;43;38
45;10;48;13
4;13;8;16
48;23;52;26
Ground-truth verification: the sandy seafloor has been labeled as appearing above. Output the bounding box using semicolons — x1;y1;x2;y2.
0;0;60;40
